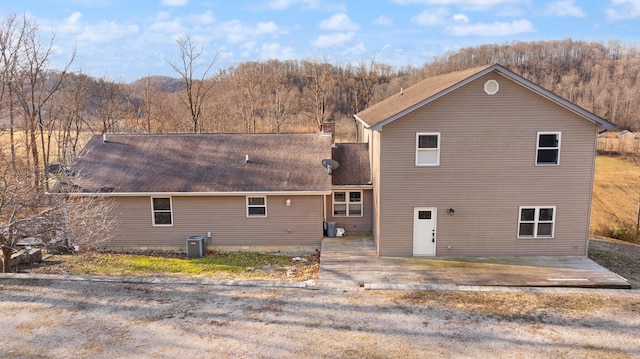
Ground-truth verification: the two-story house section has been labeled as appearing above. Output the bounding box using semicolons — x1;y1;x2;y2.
355;64;615;257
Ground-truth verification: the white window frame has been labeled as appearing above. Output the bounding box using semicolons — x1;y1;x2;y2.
151;197;173;227
246;196;267;218
517;206;556;238
536;131;561;166
332;190;363;217
416;132;441;166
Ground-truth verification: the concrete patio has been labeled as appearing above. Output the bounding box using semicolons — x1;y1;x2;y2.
318;234;631;289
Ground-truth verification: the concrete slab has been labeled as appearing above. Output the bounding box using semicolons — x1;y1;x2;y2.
319;236;631;289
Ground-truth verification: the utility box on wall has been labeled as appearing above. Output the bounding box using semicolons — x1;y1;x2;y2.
186;236;205;258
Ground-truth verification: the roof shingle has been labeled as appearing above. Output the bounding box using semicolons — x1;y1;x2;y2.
71;134;333;193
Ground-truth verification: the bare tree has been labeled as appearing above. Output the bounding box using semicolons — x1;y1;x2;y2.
169;35;219;133
92;76;130;134
0;14;28;172
9;14;75;190
301;58;337;131
62;194;119;252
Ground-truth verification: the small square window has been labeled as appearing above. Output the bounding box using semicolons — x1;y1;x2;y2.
332;191;363;217
151;197;173;226
518;206;555;238
416;133;440;166
247;196;267;217
536;132;561;165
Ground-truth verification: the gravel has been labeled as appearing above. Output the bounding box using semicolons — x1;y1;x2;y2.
1;278;639;358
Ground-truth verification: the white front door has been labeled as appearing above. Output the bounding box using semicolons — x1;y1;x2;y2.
413;207;437;256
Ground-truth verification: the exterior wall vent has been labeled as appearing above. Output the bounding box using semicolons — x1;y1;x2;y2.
484;79;499;95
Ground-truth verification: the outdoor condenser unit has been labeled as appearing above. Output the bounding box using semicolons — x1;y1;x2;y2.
186;236;205;258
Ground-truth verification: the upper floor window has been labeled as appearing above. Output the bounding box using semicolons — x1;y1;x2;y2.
151;197;173;226
416;132;440;166
333;191;363;217
247;196;267;217
536;132;561;165
518;206;555;238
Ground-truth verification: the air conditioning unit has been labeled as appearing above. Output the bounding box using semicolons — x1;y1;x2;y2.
186;236;205;258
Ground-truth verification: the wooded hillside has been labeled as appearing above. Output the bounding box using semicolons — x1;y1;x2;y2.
1;12;639;186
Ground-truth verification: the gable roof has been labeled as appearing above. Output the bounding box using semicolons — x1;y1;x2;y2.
70;134;333;194
331;143;371;186
355;64;615;131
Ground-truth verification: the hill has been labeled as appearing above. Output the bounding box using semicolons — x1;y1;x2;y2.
592;154;640;243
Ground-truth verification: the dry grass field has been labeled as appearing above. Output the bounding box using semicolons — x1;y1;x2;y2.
591;155;640;243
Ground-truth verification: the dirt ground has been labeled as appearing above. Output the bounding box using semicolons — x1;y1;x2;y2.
1;278;639;358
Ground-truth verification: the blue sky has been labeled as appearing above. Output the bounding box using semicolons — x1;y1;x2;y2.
2;0;639;82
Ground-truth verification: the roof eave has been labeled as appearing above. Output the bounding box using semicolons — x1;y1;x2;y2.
59;190;333;197
492;66;616;130
369;65;500;131
367;64;615;131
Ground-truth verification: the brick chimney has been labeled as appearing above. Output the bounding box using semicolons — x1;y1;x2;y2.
322;121;335;144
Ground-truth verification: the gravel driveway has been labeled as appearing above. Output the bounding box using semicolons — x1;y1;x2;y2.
1;278;639;358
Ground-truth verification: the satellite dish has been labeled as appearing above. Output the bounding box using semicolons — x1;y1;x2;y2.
322;159;340;174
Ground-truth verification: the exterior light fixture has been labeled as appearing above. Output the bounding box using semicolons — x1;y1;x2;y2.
448;208;455;216
285;199;291;207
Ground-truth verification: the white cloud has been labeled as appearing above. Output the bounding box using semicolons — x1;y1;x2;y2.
319;13;360;31
256;21;280;34
77;21;139;43
58;12;83;33
258;42;295;59
161;0;188;6
394;0;517;10
547;0;585;17
266;0;301;9
412;8;449;26
221;20;282;44
264;0;344;11
311;32;355;47
373;15;393;27
606;0;640;20
150;15;185;34
186;10;215;25
453;13;469;23
448;18;535;37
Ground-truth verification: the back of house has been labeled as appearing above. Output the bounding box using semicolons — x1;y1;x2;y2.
355;64;614;257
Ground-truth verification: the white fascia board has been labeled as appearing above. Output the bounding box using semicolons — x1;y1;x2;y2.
353;114;371;129
369;64;614;131
56;190;332;197
370;66;498;131
493;68;615;130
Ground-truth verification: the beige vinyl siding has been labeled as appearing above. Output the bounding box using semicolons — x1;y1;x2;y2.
371;129;382;254
107;195;323;249
377;72;597;257
325;189;373;232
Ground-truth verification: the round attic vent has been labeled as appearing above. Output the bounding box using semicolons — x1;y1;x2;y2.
484;79;499;95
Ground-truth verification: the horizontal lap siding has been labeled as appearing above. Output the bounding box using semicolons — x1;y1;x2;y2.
378;73;597;257
109;195;323;248
325;189;373;232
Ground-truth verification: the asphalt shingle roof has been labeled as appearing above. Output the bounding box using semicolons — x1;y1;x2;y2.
331;143;371;186
71;134;334;193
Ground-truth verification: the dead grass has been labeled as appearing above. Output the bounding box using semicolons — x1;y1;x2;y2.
398;290;638;321
591;155;640;243
589;237;640;289
22;251;320;281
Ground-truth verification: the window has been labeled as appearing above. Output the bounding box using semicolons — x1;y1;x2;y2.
247;196;267;217
333;191;363;217
151;197;173;226
518;206;555;238
536;132;561;165
416;133;440;166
